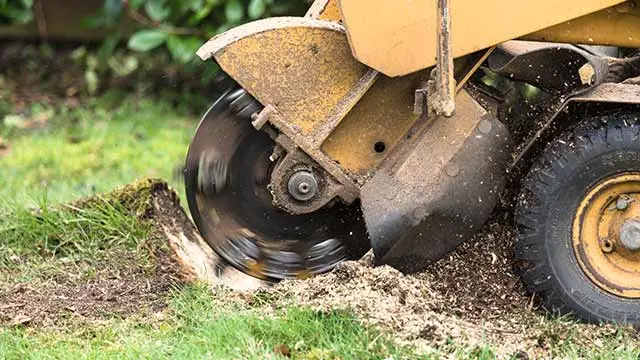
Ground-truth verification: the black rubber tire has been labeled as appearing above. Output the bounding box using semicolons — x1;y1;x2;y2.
516;113;640;325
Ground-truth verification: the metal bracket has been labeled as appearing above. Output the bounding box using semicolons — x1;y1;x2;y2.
434;0;456;117
413;83;429;116
251;104;275;130
414;0;456;117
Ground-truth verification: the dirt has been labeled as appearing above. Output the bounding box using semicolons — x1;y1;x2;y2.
0;250;180;327
0;179;269;328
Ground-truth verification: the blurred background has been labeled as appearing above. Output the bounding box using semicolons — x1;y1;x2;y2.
0;0;310;208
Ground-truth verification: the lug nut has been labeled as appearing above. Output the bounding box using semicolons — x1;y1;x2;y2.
616;196;631;211
288;171;318;202
601;239;614;253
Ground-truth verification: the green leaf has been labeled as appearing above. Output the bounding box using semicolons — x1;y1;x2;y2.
85;70;100;95
248;0;266;19
70;47;87;62
103;0;122;17
3;7;33;24
188;3;213;25
187;0;204;11
167;35;202;64
224;0;244;23
86;54;99;70
19;0;33;8
81;10;109;28
127;30;168;52
145;0;170;22
108;55;140;77
98;35;120;62
128;0;144;10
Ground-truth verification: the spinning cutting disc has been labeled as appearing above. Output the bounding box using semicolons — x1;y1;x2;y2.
184;89;369;281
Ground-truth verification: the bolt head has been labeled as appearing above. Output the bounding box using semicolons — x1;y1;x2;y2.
298;182;311;194
287;171;319;202
616;197;630;211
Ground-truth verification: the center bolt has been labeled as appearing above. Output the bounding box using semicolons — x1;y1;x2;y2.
620;218;640;251
287;171;319;202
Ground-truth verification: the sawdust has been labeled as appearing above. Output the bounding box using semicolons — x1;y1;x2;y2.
121;180;635;357
270;221;637;358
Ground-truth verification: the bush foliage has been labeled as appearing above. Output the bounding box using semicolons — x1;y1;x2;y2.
2;0;310;62
0;0;33;25
94;0;310;64
2;1;310;93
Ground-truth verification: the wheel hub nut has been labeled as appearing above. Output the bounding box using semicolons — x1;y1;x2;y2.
620;218;640;251
616;196;632;211
288;171;318;202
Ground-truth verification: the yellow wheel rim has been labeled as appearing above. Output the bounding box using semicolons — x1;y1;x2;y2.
573;173;640;298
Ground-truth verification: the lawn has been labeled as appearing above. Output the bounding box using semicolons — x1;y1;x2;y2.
1;284;420;360
0;92;639;359
0;93;193;206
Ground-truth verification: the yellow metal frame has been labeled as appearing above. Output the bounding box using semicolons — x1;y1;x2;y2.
524;2;640;48
196;16;433;181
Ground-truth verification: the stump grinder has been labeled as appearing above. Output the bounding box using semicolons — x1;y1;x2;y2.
185;0;640;325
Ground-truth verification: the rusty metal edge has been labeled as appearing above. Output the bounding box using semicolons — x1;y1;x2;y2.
196;17;345;61
305;0;331;18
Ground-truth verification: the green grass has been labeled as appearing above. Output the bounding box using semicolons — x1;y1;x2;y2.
0;188;154;287
0;93;189;283
1;196;148;259
0;284;419;360
0;93;194;206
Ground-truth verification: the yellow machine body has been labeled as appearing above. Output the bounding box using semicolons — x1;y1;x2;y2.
194;0;640;203
197;0;640;181
188;0;640;325
179;0;640;332
339;0;629;76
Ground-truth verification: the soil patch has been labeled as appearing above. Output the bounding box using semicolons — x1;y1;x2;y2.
0;250;180;327
2;179;636;357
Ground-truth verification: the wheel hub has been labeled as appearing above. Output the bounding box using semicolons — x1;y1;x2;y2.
620;218;640;251
573;173;640;298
